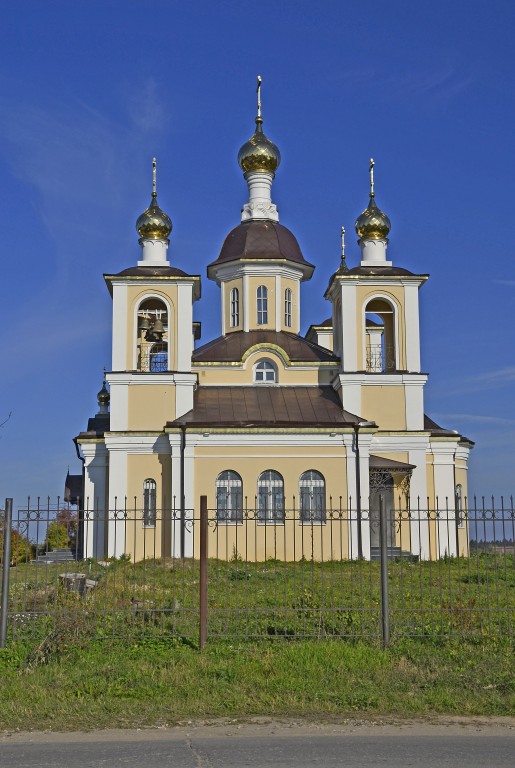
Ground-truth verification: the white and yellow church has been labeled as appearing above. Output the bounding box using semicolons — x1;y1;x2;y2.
71;82;473;562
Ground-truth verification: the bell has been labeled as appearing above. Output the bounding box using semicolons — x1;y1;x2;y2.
151;317;165;336
139;315;150;331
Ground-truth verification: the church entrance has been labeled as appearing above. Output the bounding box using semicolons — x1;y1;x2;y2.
369;471;396;550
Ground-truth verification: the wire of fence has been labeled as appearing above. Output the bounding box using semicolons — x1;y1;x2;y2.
0;495;514;648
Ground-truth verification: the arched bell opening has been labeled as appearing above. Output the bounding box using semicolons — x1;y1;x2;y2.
137;298;169;372
364;297;397;372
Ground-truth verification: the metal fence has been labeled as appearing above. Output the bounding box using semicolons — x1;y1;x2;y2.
1;495;514;648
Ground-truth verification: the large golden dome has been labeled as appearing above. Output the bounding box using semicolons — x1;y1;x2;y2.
238;117;281;175
136;192;173;240
355;196;391;240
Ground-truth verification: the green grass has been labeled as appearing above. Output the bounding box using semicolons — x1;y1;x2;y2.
5;553;515;644
0;636;513;731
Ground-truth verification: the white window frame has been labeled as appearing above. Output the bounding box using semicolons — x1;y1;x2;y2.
299;470;326;524
230;287;239;328
254;359;277;384
216;471;243;524
257;470;285;523
257;285;268;325
284;288;292;328
143;478;157;527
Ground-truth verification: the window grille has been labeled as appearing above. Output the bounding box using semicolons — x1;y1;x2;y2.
216;471;243;523
254;360;277;383
299;470;326;522
143;478;157;527
284;288;292;327
230;287;239;327
257;285;268;325
257;470;285;522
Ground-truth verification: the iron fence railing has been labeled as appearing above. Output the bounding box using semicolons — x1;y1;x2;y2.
0;495;514;648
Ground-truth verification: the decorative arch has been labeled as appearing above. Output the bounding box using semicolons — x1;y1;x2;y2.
134;293;173;371
254;358;278;384
361;293;400;372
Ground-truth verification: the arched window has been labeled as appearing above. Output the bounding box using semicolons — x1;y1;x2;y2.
216;471;243;523
254;359;277;384
143;478;157;527
299;470;326;523
230;287;239;327
257;470;284;523
364;297;396;372
137;298;169;372
257;285;268;325
284;288;292;327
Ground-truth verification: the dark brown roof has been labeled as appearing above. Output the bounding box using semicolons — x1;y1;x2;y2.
369;455;416;472
346;265;419;277
192;330;339;364
76;414;110;440
208;221;314;274
424;414;474;445
170;386;359;428
106;266;193;278
64;473;83;504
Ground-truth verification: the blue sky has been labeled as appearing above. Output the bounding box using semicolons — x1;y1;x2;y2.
1;0;514;505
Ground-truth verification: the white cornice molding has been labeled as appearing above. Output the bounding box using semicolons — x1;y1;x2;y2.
338;373;428;386
107;372;197;385
212;262;306;283
371;434;430;452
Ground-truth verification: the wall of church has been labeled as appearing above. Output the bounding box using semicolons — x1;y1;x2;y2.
195;356;335;387
127;384;176;430
192;442;350;561
361;385;407;430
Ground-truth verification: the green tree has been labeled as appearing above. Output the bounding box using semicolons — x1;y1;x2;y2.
45;521;70;551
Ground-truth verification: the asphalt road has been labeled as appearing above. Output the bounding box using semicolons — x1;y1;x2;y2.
1;719;514;767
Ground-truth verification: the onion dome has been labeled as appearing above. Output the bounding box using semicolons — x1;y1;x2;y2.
136;192;172;239
136;157;172;239
238;117;281;175
97;379;110;408
355;158;391;240
238;76;281;175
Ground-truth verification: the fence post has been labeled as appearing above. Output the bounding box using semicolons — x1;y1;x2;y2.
0;498;13;648
379;493;390;648
199;495;208;650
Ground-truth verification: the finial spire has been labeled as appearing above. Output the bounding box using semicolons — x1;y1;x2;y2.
152;157;157;198
256;75;262;120
369;158;375;198
341;226;346;259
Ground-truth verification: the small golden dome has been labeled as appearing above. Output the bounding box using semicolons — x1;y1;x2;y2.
238;117;281;175
355;196;391;240
136;193;173;240
97;380;110;407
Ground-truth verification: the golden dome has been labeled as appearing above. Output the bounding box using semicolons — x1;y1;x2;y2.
136;192;173;240
238;117;281;174
97;380;110;407
355;158;391;240
355;196;391;240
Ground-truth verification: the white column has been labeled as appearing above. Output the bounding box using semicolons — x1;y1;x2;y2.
106;376;129;431
81;443;108;559
404;284;421;372
340;283;358;371
111;284;128;371
359;238;392;266
137;238;170;267
407;446;430;560
343;433;371;560
431;443;458;557
176;284;193;371
106;447;127;558
183;443;195;558
241;171;279;222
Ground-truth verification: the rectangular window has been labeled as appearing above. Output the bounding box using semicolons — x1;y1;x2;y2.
284;288;292;327
257;286;268;325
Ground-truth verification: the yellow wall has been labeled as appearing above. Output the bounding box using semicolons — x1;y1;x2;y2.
361;385;407;430
128;384;176;430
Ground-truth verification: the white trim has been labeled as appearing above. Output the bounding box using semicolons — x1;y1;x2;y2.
275;274;281;331
176;283;193;371
340;283;357;371
243;273;250;332
404;382;425;430
211;262;306;283
81;443;108;559
112;284;128;371
404;284;421;372
107;372;197;385
107;449;127;558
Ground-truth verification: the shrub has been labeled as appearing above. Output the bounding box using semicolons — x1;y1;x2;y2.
0;529;33;565
45;522;70;551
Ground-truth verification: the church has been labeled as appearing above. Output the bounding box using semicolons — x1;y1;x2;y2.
71;80;473;562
